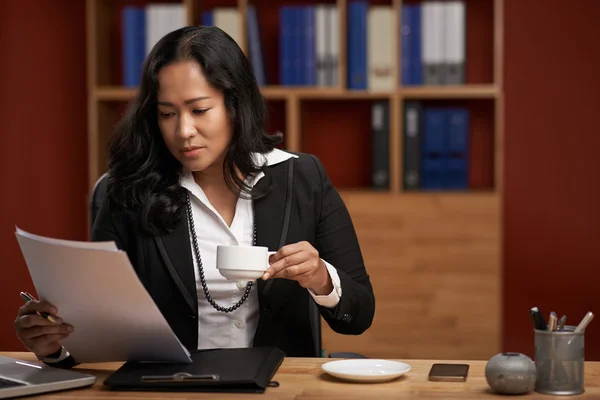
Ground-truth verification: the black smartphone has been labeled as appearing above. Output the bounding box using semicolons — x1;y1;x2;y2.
428;363;470;382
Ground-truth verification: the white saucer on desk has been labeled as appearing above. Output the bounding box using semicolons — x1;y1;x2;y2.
321;359;411;383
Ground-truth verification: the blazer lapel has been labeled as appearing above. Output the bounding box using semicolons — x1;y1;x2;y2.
154;207;198;315
254;161;296;314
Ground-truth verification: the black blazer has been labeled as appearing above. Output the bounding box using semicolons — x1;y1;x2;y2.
91;152;375;357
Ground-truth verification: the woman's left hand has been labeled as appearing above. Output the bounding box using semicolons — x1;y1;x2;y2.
262;241;333;295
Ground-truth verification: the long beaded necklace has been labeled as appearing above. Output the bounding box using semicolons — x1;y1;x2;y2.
185;190;255;313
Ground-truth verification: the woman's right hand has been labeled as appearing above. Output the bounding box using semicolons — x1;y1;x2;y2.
13;299;74;357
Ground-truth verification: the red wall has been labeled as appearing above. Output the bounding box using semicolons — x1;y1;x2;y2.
1;1;599;360
0;3;88;350
503;0;600;359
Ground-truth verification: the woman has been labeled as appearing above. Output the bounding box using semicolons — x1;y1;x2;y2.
14;26;375;367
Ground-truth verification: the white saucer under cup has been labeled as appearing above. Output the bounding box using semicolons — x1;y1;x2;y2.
321;359;411;383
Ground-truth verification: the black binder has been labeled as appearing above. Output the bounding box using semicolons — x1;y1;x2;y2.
104;347;285;393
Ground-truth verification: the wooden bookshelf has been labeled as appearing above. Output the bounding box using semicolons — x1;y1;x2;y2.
86;0;504;360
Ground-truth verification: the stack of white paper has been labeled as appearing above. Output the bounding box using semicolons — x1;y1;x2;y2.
14;227;191;364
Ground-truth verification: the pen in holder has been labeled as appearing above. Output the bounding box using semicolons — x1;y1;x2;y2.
534;325;585;396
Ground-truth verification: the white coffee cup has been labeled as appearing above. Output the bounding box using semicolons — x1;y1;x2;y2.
216;245;275;280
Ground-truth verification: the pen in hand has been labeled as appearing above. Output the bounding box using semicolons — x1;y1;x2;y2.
20;292;58;324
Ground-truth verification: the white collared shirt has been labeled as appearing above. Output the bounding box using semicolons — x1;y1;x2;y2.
179;148;342;350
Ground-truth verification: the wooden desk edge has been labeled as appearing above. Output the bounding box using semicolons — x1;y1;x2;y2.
2;352;600;399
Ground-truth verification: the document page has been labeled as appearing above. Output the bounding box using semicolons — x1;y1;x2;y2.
15;227;192;364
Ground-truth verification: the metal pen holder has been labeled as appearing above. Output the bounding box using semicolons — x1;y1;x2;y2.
534;325;585;396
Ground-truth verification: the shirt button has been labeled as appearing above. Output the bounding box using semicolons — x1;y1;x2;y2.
234;320;243;329
236;280;247;290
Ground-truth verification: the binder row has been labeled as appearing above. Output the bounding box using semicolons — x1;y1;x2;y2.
121;5;244;87
120;2;466;89
400;1;466;86
403;102;469;190
277;5;339;87
121;4;187;87
368;101;470;191
347;0;466;90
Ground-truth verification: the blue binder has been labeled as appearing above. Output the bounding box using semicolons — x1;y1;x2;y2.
421;107;470;190
279;7;292;85
122;7;146;87
347;1;367;89
422;109;446;189
445;108;469;189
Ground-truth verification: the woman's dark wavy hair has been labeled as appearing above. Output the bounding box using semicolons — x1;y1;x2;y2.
107;26;282;236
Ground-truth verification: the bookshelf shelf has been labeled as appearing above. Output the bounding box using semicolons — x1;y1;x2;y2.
95;85;499;102
262;86;394;100
86;0;504;361
95;86;136;101
400;84;499;99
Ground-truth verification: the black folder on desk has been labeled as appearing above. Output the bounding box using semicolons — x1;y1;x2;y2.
104;347;285;393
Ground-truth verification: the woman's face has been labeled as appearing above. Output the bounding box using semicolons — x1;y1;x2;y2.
156;60;232;177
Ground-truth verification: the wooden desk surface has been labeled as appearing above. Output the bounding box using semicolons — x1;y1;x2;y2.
3;352;600;399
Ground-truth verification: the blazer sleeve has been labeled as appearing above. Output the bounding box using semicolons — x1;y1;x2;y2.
310;155;375;334
90;194;128;249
